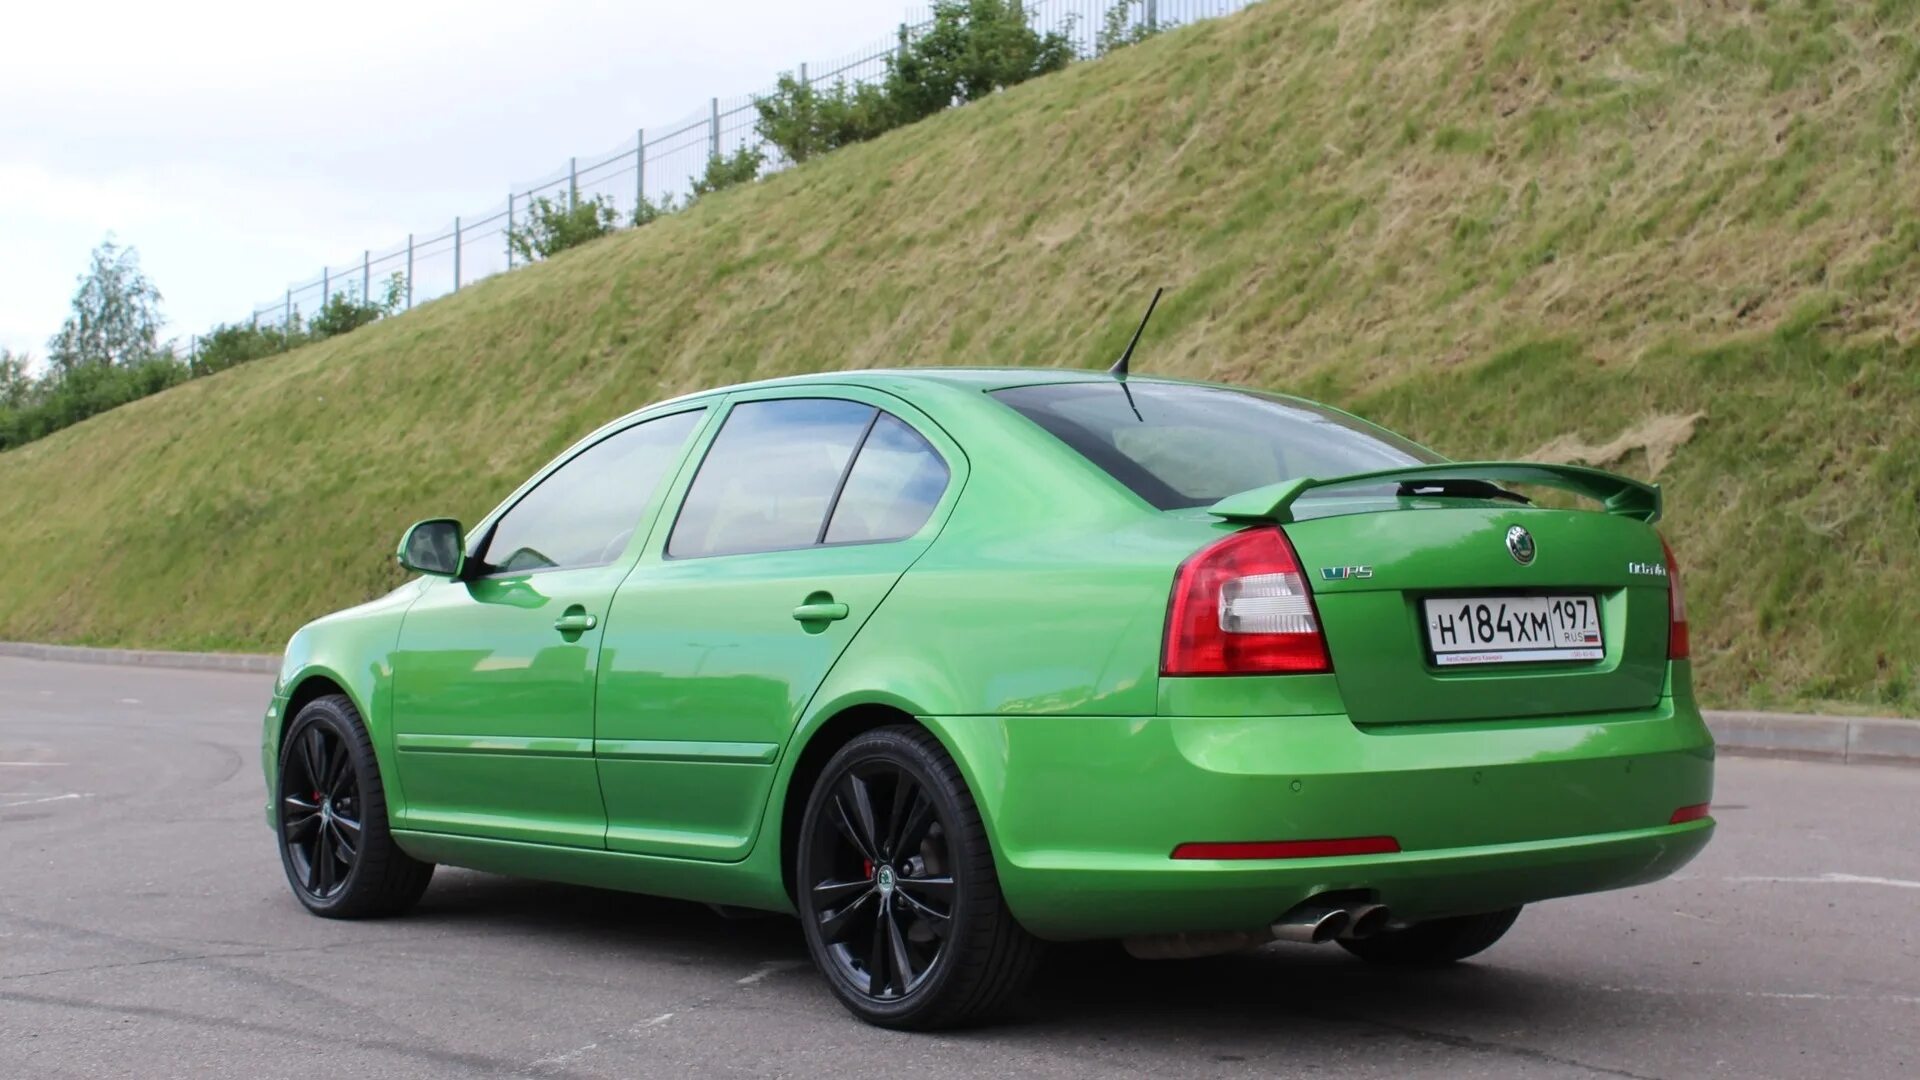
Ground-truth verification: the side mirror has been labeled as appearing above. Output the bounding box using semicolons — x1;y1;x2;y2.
396;518;466;578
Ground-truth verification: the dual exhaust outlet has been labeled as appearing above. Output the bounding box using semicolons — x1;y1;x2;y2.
1123;900;1392;961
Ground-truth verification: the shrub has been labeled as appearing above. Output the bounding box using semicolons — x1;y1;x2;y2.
0;355;188;451
885;0;1076;124
509;194;621;262
191;322;298;376
754;75;898;164
308;274;404;342
690;146;766;200
1096;0;1162;55
632;192;678;227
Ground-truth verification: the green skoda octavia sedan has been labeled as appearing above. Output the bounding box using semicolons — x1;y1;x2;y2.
263;368;1713;1029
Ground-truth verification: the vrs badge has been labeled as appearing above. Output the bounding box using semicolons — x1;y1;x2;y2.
1321;566;1373;581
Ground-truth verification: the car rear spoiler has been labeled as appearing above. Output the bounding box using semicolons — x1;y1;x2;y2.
1207;461;1662;524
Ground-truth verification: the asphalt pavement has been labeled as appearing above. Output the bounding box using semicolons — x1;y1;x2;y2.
2;655;1915;1079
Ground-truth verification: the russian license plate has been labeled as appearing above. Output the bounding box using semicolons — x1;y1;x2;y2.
1423;595;1603;666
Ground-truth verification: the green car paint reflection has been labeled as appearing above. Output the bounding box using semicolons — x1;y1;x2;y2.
263;369;1712;1030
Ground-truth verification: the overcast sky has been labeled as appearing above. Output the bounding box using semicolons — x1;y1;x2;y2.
0;0;919;360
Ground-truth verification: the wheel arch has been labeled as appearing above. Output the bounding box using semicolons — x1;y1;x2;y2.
269;653;407;827
278;664;372;748
776;699;923;905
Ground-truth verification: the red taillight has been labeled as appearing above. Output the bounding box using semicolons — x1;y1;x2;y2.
1162;527;1332;676
1171;836;1401;860
1661;535;1689;660
1669;803;1710;825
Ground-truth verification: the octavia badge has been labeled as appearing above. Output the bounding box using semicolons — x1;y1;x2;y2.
1506;525;1536;566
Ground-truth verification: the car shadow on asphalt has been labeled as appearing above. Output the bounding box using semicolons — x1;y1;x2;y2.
404;869;1615;1047
410;868;808;961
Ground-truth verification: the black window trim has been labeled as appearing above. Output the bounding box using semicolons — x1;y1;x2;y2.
662;395;951;562
466;404;709;581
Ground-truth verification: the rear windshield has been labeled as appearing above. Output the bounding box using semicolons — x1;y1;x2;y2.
991;381;1439;511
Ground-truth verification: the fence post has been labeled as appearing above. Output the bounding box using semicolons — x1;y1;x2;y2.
799;61;808;86
405;234;415;310
284;289;291;336
453;217;463;291
362;250;370;302
1147;0;1158;32
898;21;908;60
709;97;720;160
322;267;330;307
507;192;516;269
636;128;646;210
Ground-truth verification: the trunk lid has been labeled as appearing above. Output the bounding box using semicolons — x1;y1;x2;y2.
1281;502;1670;724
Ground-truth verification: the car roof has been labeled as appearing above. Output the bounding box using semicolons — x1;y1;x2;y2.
632;366;1211;416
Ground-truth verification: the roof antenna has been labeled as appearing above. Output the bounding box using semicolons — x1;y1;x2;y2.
1107;286;1164;379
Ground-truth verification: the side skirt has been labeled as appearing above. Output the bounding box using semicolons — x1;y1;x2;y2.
391;829;795;915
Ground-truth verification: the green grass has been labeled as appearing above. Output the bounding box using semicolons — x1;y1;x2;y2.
3;0;1918;714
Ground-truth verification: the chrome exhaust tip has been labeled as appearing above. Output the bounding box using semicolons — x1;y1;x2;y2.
1270;903;1352;944
1340;903;1391;940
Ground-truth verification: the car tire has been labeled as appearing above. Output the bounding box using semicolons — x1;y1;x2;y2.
276;694;434;919
795;725;1042;1030
1337;906;1522;966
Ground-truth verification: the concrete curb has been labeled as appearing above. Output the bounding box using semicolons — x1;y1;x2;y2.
1702;710;1920;767
5;641;1916;766
0;641;279;675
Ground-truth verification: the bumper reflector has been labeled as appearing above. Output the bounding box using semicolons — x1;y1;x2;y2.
1669;803;1711;825
1170;836;1401;861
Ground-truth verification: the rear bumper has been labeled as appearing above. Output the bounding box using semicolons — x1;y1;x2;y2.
923;696;1714;940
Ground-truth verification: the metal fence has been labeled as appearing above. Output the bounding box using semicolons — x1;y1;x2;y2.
241;0;1248;334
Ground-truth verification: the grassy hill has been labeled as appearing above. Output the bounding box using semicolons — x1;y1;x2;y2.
3;0;1917;714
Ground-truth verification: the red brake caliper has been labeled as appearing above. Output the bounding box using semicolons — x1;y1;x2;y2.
862;859;874;880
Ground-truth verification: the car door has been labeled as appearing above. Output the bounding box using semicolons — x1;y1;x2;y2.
389;406;709;848
594;389;964;861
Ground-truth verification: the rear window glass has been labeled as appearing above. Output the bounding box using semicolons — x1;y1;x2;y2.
991;382;1438;511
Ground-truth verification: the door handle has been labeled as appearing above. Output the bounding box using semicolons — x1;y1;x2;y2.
791;601;850;623
553;612;599;633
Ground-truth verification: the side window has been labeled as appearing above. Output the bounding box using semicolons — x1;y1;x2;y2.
480;409;703;574
668;399;876;559
825;414;949;544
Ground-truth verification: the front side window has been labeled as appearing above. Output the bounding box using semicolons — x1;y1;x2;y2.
480;409;703;574
991;382;1438;511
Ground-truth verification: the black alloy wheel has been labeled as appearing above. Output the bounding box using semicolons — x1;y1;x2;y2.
809;757;954;999
275;694;434;918
796;726;1040;1029
281;721;360;900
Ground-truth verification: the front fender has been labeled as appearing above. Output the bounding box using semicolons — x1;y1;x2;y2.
262;580;423;831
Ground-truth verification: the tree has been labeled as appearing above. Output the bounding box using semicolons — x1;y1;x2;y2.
0;349;35;411
46;238;166;373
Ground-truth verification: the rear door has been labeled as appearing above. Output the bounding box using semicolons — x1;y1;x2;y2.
594;388;963;861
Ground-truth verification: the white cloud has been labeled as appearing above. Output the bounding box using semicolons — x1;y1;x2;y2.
0;0;919;354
